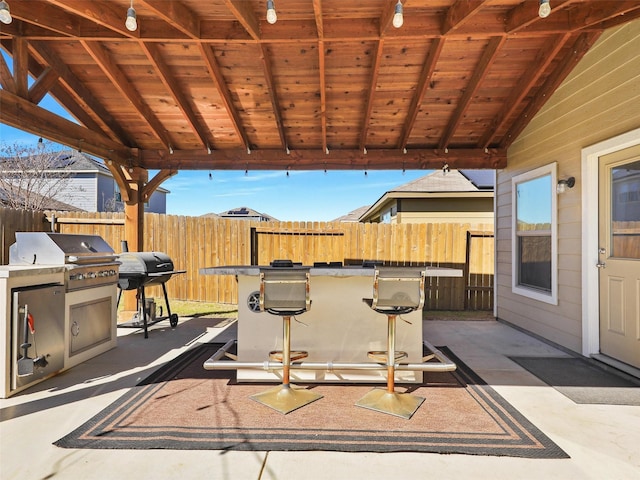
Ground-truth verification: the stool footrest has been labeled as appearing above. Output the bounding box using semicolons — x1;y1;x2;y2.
367;350;407;363
269;350;308;362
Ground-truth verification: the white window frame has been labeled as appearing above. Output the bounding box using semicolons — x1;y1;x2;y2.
511;162;558;305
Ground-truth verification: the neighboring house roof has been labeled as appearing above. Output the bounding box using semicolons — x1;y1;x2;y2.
212;206;278;221
332;205;371;222
359;169;494;222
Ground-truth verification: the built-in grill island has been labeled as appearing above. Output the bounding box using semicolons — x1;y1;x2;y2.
117;249;185;338
1;232;120;398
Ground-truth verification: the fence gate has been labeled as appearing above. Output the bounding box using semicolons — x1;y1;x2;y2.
463;231;494;310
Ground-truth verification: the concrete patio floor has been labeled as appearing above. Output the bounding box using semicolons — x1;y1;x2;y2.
1;316;639;480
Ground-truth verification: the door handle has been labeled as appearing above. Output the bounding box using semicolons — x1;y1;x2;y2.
596;262;606;269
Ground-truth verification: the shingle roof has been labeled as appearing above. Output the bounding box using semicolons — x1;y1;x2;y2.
391;169;493;193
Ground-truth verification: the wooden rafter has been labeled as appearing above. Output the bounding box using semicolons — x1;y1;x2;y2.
0;89;132;164
81;40;172;150
199;44;249;152
478;33;572;149
439;36;505;150
442;0;485;35
28;40;133;145
140;42;212;152
501;31;602;148
399;37;445;150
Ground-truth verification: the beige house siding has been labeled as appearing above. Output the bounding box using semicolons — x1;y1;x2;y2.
397;197;494;225
496;19;640;353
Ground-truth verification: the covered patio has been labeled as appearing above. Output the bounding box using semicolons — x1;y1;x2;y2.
1;314;639;479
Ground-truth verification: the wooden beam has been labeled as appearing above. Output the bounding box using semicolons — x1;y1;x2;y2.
142;169;177;202
226;0;261;41
138;147;506;171
502;31;602;148
28;67;60;104
140;42;212;152
0;51;16;93
47;0;137;38
442;0;485;35
13;37;29;98
81;40;173;150
0;89;132;164
398;37;444;150
439;36;505;149
141;0;201;39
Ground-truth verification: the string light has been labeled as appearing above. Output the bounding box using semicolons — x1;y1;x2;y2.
538;0;551;18
125;0;137;32
392;1;403;28
0;1;11;24
266;0;277;24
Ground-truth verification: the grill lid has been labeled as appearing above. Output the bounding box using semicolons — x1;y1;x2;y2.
117;252;174;276
9;232;117;265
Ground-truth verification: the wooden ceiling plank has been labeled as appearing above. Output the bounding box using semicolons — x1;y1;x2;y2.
399;37;445;150
313;0;328;153
501;31;602;148
439;35;505;150
226;0;261;41
13;38;29;98
28;66;60;104
0;88;131;164
479;33;571;149
138;147;507;171
29;40;133;145
442;0;485;35
141;0;200;39
141;42;212;152
199;44;249;151
82;40;172;150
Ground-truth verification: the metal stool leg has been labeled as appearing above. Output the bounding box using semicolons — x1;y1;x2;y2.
250;315;323;414
355;314;424;419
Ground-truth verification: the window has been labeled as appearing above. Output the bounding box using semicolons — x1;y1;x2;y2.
512;163;558;304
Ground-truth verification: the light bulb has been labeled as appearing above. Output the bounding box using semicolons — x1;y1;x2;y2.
0;1;12;25
266;0;277;24
125;7;137;31
538;0;551;19
392;1;403;28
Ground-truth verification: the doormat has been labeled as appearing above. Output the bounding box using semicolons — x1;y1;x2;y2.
509;356;640;405
55;344;568;458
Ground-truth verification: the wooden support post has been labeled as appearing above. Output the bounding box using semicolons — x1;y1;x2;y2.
121;169;146;313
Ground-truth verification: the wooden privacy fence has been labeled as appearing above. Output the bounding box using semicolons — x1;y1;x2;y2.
0;207;494;310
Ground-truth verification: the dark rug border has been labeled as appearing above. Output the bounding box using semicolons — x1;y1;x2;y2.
54;344;569;458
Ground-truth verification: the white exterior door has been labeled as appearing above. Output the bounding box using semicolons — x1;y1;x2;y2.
598;145;640;369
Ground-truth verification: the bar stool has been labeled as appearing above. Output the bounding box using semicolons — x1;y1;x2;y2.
356;267;426;419
249;267;323;414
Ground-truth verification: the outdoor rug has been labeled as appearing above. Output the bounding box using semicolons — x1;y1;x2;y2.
55;344;568;458
509;356;640;406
